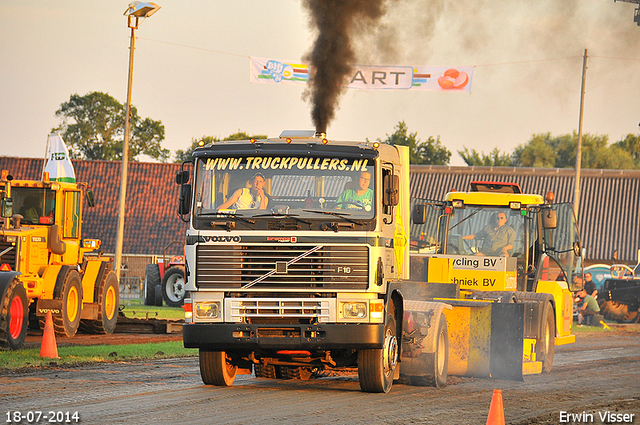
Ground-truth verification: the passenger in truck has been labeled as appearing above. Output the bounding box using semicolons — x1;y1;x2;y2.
217;172;269;210
462;211;515;256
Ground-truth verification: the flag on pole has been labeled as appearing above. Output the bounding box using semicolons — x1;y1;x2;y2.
43;134;76;183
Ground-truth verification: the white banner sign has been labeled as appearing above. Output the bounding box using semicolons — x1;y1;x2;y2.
249;57;474;93
43;133;76;183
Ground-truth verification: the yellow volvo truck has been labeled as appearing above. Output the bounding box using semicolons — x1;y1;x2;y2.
411;181;581;375
176;132;542;393
0;170;119;350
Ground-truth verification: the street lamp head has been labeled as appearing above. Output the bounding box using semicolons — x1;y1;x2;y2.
124;1;161;18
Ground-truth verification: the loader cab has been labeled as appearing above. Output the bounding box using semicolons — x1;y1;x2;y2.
9;186;57;226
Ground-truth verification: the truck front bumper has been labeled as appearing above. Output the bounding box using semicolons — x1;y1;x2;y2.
183;322;384;351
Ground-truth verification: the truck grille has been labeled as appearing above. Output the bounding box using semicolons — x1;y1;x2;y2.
196;244;369;290
226;298;331;322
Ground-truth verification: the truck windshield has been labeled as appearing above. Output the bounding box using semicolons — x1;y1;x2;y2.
11;187;56;225
193;156;375;220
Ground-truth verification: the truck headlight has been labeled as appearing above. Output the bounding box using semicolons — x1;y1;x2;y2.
195;302;220;319
342;302;367;319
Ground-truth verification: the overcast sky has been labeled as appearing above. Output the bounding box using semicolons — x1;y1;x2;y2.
1;0;640;166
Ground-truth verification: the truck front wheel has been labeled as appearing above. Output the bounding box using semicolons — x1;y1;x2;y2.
0;278;28;350
358;306;398;393
199;350;237;386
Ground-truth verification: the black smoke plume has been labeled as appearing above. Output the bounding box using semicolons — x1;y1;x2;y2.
302;0;387;134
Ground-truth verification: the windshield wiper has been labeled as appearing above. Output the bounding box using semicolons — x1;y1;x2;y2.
303;209;365;226
253;212;313;225
448;206;484;232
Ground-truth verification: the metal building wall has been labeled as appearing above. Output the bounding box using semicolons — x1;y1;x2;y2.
410;165;640;263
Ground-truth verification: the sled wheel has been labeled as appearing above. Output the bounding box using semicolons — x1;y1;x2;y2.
54;270;83;337
199;350;237;386
0;278;28;350
358;301;398;393
420;313;448;388
254;363;278;379
537;302;555;373
143;264;161;306
279;366;314;380
161;267;186;307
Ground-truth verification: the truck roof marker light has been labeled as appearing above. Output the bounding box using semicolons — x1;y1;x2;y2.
373;141;380;149
286;138;292;144
198;140;205;147
322;138;329;145
545;191;555;203
250;138;256;144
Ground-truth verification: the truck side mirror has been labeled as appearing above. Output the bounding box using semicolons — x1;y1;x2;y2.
542;208;557;229
383;174;399;207
1;197;13;218
176;170;190;185
413;204;427;224
178;184;192;215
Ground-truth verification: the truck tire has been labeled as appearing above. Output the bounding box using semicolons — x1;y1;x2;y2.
537;302;555;373
161;267;186;307
412;313;448;388
0;277;28;350
92;270;119;334
358;303;398;393
143;264;161;306
199;350;237;386
599;300;631;322
54;270;83;337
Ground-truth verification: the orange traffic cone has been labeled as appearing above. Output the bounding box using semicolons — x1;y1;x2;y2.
486;389;505;425
40;311;59;359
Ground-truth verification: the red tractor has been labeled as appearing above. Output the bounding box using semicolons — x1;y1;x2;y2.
143;242;185;307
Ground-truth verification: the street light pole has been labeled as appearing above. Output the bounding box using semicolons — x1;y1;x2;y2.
115;2;160;280
574;49;588;219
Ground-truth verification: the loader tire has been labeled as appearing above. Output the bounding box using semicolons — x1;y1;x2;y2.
161;267;186;307
537;302;555;373
0;277;28;350
92;271;119;334
54;270;83;338
143;264;161;306
199;350;237;386
358;301;398;393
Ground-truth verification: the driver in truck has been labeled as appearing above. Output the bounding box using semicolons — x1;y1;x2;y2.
217;172;269;210
336;170;373;210
462;211;515;256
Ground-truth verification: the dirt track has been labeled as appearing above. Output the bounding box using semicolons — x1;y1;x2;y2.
2;326;639;425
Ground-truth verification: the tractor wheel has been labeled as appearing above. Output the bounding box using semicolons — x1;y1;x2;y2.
143;264;161;306
254;363;279;379
199;350;237;386
537;302;555;373
53;270;83;337
154;284;163;307
0;278;28;350
412;313;448;388
92;270;119;334
161;267;186;307
599;300;631;322
358;302;398;393
279;366;314;380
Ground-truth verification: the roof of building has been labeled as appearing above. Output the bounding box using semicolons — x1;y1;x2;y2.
2;156;638;263
0;156;188;256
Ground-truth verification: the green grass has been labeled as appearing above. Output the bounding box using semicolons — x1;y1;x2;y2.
0;341;196;372
120;299;185;320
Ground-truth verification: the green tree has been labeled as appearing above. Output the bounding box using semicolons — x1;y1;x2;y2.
458;147;513;166
174;132;268;163
513;132;635;169
53;92;169;162
381;121;451;165
613;134;640;167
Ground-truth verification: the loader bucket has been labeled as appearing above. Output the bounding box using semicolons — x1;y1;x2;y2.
443;300;524;381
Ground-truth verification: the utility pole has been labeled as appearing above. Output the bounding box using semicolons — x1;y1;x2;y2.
574;49;588;219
